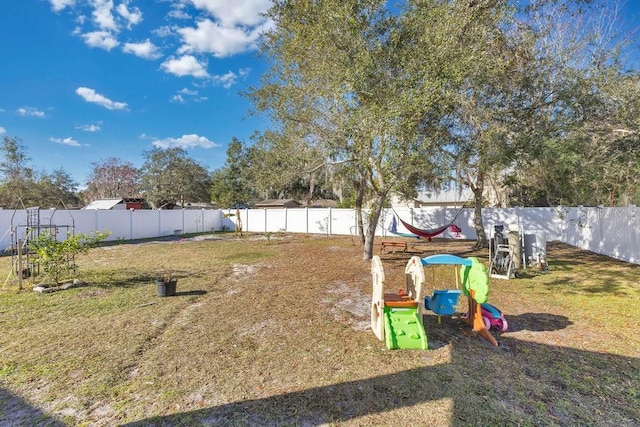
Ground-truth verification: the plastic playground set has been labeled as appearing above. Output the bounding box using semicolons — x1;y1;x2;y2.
370;253;507;349
370;211;551;349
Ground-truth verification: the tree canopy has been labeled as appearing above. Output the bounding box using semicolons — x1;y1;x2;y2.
140;147;211;209
83;157;141;203
249;0;515;257
0;136;79;208
247;0;638;254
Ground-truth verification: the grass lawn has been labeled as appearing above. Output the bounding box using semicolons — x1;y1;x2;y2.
0;233;638;426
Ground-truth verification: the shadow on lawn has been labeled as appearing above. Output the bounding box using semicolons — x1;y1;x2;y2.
2;313;636;425
0;386;65;426
89;269;205;290
123;314;639;426
505;312;573;332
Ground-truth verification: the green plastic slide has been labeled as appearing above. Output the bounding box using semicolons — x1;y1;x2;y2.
383;307;428;350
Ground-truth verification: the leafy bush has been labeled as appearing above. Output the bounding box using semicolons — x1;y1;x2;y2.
28;230;111;285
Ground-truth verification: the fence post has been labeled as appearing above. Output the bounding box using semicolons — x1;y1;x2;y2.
306;207;309;234
17;239;23;291
129;209;134;240
328;207;332;235
264;208;268;233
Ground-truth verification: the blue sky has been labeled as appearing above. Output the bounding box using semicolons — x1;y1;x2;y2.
0;0;638;188
0;0;272;186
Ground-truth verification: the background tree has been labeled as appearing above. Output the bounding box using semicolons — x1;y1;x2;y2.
0;136;79;208
210;138;256;208
83;157;141;203
140;147;211;209
507;69;640;207
0;136;37;207
424;0;634;247
34;169;80;208
502;0;638;208
245;130;335;205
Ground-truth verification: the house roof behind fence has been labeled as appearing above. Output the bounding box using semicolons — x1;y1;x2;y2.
82;199;123;210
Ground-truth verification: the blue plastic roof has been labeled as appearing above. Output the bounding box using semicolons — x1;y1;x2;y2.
420;254;472;266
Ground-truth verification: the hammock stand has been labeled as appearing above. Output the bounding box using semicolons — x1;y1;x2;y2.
388;216;421;239
391;209;462;242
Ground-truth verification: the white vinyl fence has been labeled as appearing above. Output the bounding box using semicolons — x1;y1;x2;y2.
223;206;639;265
1;205;637;264
0;208;222;251
223;207;565;240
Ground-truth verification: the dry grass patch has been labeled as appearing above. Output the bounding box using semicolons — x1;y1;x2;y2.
0;234;638;426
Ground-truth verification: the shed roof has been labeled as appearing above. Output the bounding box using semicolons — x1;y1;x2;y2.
82;199;123;210
255;199;301;208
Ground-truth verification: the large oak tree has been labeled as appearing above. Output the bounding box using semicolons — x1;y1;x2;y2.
249;0;510;259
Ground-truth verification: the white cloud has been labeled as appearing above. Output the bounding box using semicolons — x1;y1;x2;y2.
75;87;128;110
0;126;6;134
76;123;101;132
92;0;118;31
82;30;119;50
123;39;161;59
177;18;266;57
117;1;143;28
170;88;207;103
151;133;219;149
166;1;191;20
190;0;271;27
50;137;81;147
49;0;76;12
168;9;191;20
153;25;177;38
17;107;46;118
210;68;250;89
179;88;198;96
160;55;209;78
212;71;238;89
170;94;185;104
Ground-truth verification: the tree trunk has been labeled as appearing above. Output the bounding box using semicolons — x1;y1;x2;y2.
472;172;488;248
355;178;366;246
306;174;316;207
362;192;386;260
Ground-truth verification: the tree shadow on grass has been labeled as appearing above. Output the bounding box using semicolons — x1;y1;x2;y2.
174;290;207;297
0;386;66;426
122;313;638;426
87;268;213;290
504;312;572;332
538;278;636;296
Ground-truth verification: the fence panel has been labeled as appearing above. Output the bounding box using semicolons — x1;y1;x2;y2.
0;206;636;264
561;207;639;264
330;209;358;236
285;209;310;234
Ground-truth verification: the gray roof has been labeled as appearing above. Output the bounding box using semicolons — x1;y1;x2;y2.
255;199;301;207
